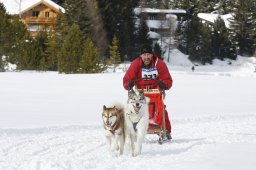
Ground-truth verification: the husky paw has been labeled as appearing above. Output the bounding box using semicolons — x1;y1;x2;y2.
110;144;119;152
132;148;141;157
132;151;140;157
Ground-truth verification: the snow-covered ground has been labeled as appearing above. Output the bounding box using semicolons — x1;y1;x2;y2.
1;51;256;169
1;0;256;168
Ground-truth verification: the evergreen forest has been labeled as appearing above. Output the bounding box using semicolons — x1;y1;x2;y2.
0;0;255;72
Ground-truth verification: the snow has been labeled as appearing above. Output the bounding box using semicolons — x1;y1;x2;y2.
134;7;186;15
1;50;256;169
197;13;233;28
21;0;65;13
0;0;65;14
148;31;160;39
1;0;256;168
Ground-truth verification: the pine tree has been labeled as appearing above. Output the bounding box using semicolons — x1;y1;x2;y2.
58;24;83;73
109;35;121;72
118;1;138;60
0;2;8;58
252;0;256;56
79;38;101;73
63;0;91;36
198;24;213;64
0;57;3;72
139;0;160;8
186;14;212;64
35;31;48;71
154;43;162;59
216;0;234;14
46;14;69;71
5;16;28;64
54;13;70;38
134;14;150;60
52;0;64;5
0;51;3;72
137;15;152;48
212;15;237;60
44;28;59;71
187;16;201;61
229;0;255;56
0;2;7;71
98;0;138;60
63;0;108;58
16;36;41;70
197;0;213;13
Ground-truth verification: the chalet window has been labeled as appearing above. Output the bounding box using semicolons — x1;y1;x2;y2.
28;25;40;31
32;11;39;17
150;28;156;32
45;12;50;18
148;13;157;20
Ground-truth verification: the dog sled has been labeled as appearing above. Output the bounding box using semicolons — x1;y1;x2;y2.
134;78;168;144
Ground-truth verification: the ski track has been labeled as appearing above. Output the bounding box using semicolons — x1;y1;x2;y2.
0;113;256;170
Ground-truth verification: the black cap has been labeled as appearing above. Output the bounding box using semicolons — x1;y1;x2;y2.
141;44;152;54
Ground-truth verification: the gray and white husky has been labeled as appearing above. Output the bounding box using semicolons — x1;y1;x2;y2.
102;103;125;155
125;89;149;157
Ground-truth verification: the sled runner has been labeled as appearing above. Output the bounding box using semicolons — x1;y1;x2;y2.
134;78;168;144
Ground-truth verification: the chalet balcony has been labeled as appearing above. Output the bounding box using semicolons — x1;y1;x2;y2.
24;17;55;24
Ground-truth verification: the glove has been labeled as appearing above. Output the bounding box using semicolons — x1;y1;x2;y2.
158;81;166;89
128;80;134;90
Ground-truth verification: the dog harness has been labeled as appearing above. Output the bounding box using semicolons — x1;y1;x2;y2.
127;113;143;132
132;122;138;132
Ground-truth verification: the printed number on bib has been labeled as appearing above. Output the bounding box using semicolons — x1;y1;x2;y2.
142;67;159;79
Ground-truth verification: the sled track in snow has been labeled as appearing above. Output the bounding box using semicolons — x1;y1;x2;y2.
0;113;256;169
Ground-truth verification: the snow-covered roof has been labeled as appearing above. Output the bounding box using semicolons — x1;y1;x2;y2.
134;7;186;15
148;31;160;39
0;0;65;15
197;13;232;28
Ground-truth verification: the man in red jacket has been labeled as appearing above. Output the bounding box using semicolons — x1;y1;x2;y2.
123;44;173;140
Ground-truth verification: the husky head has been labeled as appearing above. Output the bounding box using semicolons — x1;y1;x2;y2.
127;89;148;114
102;105;119;127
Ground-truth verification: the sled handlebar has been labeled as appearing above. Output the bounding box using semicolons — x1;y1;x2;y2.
134;78;166;92
134;77;161;83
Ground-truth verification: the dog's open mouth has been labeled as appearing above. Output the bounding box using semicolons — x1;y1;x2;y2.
133;105;141;113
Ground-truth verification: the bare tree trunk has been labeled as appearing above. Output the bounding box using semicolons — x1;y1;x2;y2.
85;0;108;59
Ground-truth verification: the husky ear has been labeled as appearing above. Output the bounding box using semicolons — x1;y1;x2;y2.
139;89;144;95
113;106;119;112
139;89;145;99
103;105;107;110
128;89;134;98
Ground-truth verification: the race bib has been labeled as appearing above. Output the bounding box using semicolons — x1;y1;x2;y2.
142;67;159;79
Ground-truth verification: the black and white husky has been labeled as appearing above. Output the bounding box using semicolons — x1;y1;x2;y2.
125;89;149;157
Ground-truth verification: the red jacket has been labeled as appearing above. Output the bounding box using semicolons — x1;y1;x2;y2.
123;54;173;90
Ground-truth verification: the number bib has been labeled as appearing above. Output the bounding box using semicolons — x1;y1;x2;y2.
142;67;159;79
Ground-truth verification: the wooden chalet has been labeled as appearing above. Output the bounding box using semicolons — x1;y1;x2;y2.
20;0;65;37
0;0;65;37
134;8;187;40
